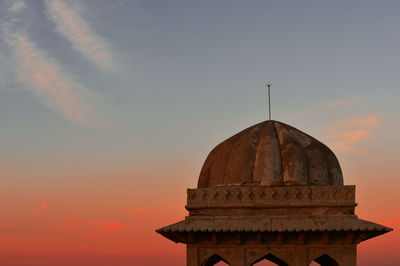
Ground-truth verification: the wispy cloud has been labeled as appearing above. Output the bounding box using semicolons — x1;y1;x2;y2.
333;115;379;128
3;30;94;124
0;53;12;89
54;215;126;236
33;202;47;216
44;0;116;71
325;115;379;153
329;98;367;108
8;0;26;13
90;221;126;235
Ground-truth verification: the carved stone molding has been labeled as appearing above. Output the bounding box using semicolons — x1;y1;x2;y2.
187;185;355;209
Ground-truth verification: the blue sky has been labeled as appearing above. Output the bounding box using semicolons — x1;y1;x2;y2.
2;0;399;165
1;0;399;185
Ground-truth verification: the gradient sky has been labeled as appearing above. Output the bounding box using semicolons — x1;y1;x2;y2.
1;0;399;265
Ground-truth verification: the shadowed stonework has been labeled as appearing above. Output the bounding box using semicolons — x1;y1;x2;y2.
156;120;392;266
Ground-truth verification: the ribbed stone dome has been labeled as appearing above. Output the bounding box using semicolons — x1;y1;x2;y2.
198;120;343;188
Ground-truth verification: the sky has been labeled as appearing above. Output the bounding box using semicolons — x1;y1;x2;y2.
0;0;399;265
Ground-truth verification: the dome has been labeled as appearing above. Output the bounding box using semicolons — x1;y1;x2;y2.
198;120;343;188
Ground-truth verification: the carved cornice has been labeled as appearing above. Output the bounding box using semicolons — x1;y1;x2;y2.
186;185;355;210
159;230;385;246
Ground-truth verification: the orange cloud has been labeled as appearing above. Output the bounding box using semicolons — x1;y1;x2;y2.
331;130;369;152
6;32;94;124
45;0;116;71
33;202;47;216
334;114;379;128
54;215;126;236
325;115;379;153
90;221;126;235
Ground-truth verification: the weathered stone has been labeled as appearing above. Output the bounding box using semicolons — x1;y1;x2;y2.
197;121;343;187
156;120;392;266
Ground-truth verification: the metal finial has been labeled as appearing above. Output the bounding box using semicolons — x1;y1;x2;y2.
265;81;273;120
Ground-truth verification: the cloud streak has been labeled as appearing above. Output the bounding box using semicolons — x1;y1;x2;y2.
329;98;367;108
33;202;47;215
333;115;379;128
55;215;126;236
44;0;116;71
8;1;26;13
4;30;93;124
325;115;379;153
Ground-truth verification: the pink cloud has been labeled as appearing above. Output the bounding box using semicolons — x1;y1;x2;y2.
45;0;116;71
6;32;93;124
54;215;126;236
331;130;370;153
325;115;379;153
90;221;126;235
334;114;379;128
33;202;47;216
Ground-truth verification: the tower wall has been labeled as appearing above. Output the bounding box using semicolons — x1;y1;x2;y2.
188;244;356;266
156;121;392;266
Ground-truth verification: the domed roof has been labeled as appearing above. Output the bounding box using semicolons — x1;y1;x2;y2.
198;120;343;188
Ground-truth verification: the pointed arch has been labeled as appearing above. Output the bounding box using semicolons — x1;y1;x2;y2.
201;253;230;266
251;253;288;266
311;254;338;266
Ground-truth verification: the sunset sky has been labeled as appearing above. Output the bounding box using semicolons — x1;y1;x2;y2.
1;0;399;265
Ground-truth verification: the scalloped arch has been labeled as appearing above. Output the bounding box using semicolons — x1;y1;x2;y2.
201;253;230;266
250;252;289;266
309;253;338;266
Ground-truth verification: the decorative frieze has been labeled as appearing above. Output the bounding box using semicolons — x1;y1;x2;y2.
187;185;355;209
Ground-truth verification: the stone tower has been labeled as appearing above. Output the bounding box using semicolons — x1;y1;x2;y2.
156;120;392;266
